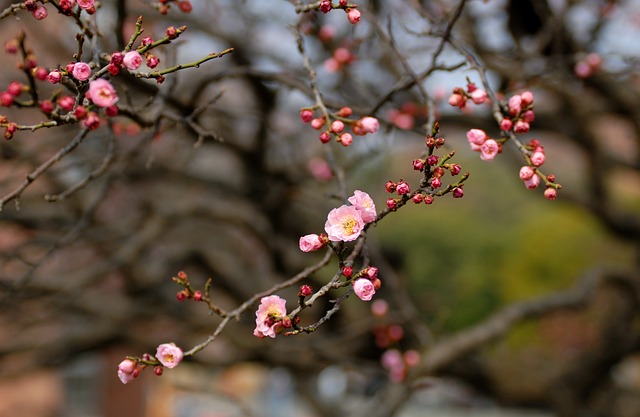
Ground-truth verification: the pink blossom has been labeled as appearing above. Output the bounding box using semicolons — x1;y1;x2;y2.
448;93;465;108
299;234;325;252
513;120;530;133
470;89;487;104
452;187;464;198
72;62;91;81
324;205;365;242
544;187;557;200
31;5;47;20
498;118;511;131
521;91;534;106
371;299;389;317
519;166;535;181
319;0;332;13
117;359;137;384
508;95;522;116
522;110;535;123
123;51;143;70
480;139;499;161
300;109;314;123
146;55;159;69
83;112;100;130
0;92;13;107
381;348;404;370
466;128;487;151
358;116;379;134
156;343;183;368
254;295;287;339
77;0;94;10
395;181;410;195
339;132;353;146
353;278;375;301
58;95;75;111
530;150;545;167
348;190;377;223
47;70;62;84
88;78;118;108
347;8;361;24
331;120;344;133
524;174;541;189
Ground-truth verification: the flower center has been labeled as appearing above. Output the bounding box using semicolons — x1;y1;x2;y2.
342;217;357;235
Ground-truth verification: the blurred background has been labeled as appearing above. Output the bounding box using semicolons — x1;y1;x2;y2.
0;0;639;416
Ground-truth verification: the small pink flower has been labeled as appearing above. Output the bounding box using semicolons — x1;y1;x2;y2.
146;55;159;69
521;91;534;106
324;205;365;242
254;295;287;339
396;181;410;195
508;95;522;116
58;95;75;111
77;0;94;10
117;359;137;384
452;187;464;198
348;190;377;223
480;139;499;161
88;78;118;108
353;278;375;301
155;343;184;369
519;166;535;181
1;92;14;107
331;120;344;133
530;150;545;167
466;128;487;151
83;112;100;130
513;120;530;133
522;110;535;123
470;89;487;104
358;116;379;134
524;174;541;189
500;117;513;131
72;62;92;81
300;109;314;123
299;234;325;252
31;5;47;20
319;0;332;13
339;132;353;146
448;93;465;108
347;8;361;24
544;187;557;200
46;70;62;84
123;51;143;70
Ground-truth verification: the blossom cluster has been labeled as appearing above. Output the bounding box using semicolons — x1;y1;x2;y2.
318;0;361;24
448;81;488;109
301;106;379;146
385;133;466;210
117;343;184;384
299;190;376;250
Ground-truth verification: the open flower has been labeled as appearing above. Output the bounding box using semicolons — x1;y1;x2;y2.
324;205;365;242
353;278;375;301
155;343;184;369
480;139;499;161
87;78;118;108
348;190;377;223
254;295;287;339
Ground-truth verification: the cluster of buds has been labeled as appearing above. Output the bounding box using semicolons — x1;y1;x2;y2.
574;52;602;79
380;347;421;383
351;266;381;301
518;139;559;200
154;0;193;14
323;46;356;72
172;271;204;302
117;343;184;384
301;106;379;146
448;81;488;109
318;0;361;24
466;128;501;161
385;132;466;209
501;91;535;134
